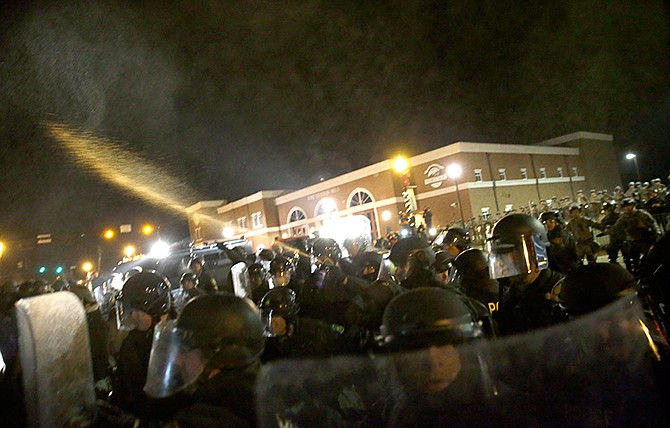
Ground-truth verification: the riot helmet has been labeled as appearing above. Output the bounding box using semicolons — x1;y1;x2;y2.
248;263;268;289
180;272;197;289
433;251;453;274
601;200;616;212
442;228;472;250
144;294;264;398
539;210;563;224
621;197;636;207
258;287;299;337
269;256;293;287
258;248;275;262
343;235;369;258
388;236;435;282
380;287;483;351
486;214;549;279
312;238;342;267
116;271;171;330
555;263;637;317
188;256;204;270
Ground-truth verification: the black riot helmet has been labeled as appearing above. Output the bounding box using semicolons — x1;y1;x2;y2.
621;197;636;207
269;255;293;276
248;263;268;288
389;236;432;268
601;200;616;212
258;248;275;262
442;227;472;250
453;248;489;275
556;263;637;317
312;238;342;266
486;214;550;280
259;287;300;336
380;287;483;351
539;210;563;225
144;294;265;398
116;271;171;329
433;251;453;274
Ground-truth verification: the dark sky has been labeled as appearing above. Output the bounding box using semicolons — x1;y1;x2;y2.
1;0;670;248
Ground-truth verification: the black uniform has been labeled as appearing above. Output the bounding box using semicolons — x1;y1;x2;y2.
196;270;218;294
546;226;580;274
495;268;564;336
112;327;155;418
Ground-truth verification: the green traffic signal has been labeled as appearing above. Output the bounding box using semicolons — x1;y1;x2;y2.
38;266;46;274
55;266;64;274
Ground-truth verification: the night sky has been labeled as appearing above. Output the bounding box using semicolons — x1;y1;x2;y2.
1;0;669;264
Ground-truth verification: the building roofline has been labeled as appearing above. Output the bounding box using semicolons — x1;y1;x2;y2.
274;159;393;205
185;200;225;213
217;190;287;214
535;131;613;147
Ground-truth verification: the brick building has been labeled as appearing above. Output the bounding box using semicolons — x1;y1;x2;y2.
186;132;621;250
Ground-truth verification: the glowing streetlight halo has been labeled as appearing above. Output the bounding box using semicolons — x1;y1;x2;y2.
446;163;462;179
625;153;636;160
82;262;93;273
393;156;408;173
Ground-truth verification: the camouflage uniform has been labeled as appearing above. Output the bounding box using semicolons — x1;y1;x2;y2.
611;209;661;273
566;215;601;263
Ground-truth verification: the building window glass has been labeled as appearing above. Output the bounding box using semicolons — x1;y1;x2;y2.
572;166;578;177
498;168;507;181
237;217;247;230
288;207;307;223
520;168;528;180
557;167;564;178
348;189;374;208
539;167;547;179
194;227;202;241
251;212;263;229
474;169;483;182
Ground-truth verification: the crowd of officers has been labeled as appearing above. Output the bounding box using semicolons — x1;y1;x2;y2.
2;189;670;426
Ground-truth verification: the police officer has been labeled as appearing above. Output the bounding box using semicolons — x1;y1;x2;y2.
189;256;218;294
144;294;265;427
112;271;172;420
171;272;206;315
539;210;580;274
301;238;366;325
388;236;437;289
248;263;271;304
599;200;624;264
436;227;471;258
487;214;564;335
433;250;452;285
259;288;364;362
450;249;500;314
379;287;511;427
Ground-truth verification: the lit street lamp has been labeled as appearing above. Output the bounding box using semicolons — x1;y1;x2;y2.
124;245;136;259
626;153;641;181
82;262;93;273
142;224;154;235
0;241;4;259
447;163;465;226
103;229;115;240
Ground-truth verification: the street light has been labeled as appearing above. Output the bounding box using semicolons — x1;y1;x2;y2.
447;163;466;226
0;241;4;258
103;229;115;240
393;156;408;174
142;224;154;235
124;245;136;259
626;153;641;181
82;262;93;272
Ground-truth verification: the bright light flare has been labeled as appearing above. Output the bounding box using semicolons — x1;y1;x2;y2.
82;262;93;272
393;156;408;173
148;240;170;259
447;163;462;179
124;245;136;258
626;153;636;160
381;210;392;221
104;229;115;240
222;227;235;239
142;224;154;235
429;228;438;236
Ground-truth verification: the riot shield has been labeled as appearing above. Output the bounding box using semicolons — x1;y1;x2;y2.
231;261;252;299
376;251;398;283
16;292;96;428
257;295;669;427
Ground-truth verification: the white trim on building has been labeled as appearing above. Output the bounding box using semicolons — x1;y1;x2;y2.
186;200;225;213
217;190;286;214
535;131;613;147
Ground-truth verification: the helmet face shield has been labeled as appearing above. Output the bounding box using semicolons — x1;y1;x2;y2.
260;308;287;337
144;320;208;398
115;299;140;331
270;270;291;288
486;233;548;279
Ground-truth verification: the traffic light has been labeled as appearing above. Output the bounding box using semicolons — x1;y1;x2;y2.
38;266;46;274
55;265;64;274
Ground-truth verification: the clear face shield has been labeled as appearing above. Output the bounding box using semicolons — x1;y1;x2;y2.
486;233;548;279
376;253;400;284
144;320;208;398
260;308;287;338
231;262;251;299
270;270;291;288
115;299;138;331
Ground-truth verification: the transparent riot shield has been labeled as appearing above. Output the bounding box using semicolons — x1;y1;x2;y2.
231;261;252;299
16;292;96;428
257;295;669;428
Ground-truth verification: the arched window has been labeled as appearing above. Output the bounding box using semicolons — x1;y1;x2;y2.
315;198;338;217
287;207;307;224
347;188;374;208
